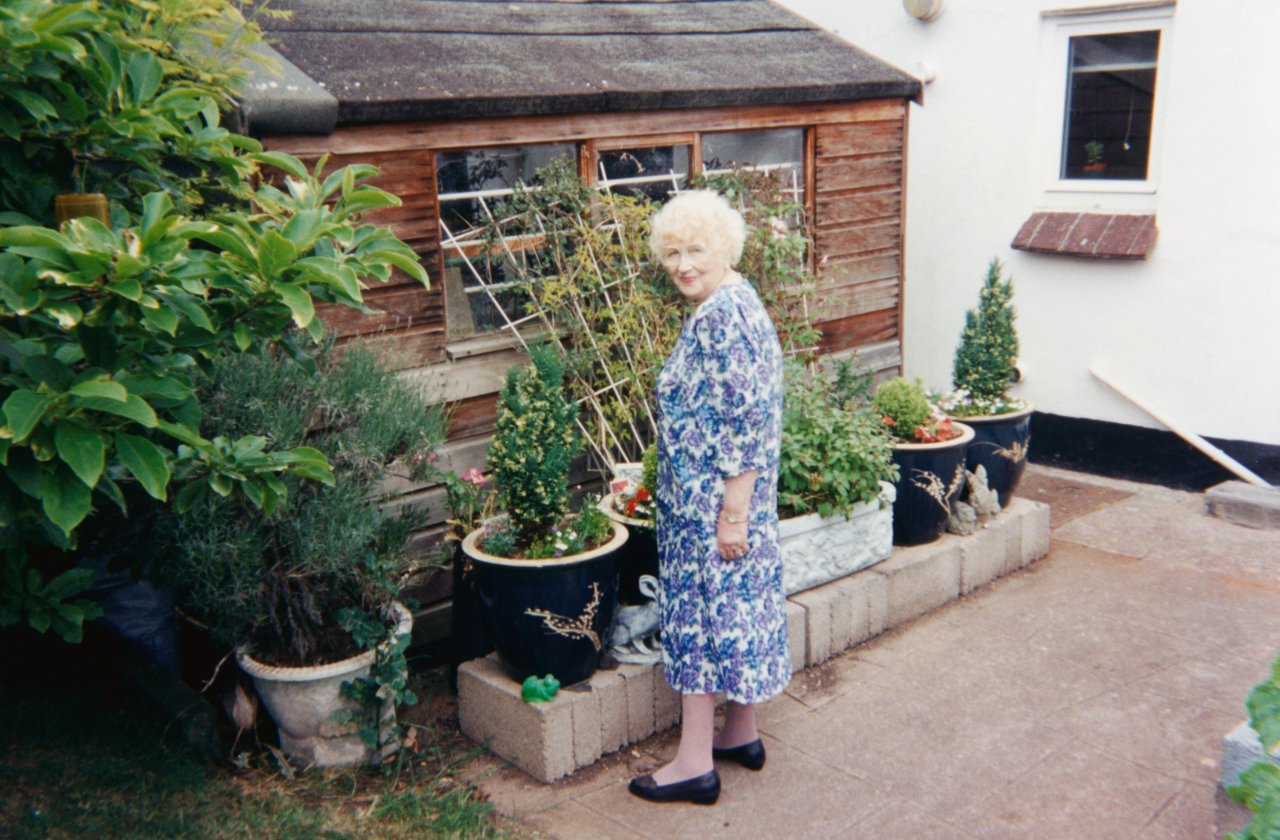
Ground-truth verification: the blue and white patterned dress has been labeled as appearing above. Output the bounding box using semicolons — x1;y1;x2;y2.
654;280;790;703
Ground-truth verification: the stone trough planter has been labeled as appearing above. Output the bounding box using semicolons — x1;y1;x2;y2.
779;481;896;595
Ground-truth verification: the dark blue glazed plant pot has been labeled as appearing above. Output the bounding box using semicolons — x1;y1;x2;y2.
599;496;659;605
889;423;974;546
955;405;1033;509
462;522;626;687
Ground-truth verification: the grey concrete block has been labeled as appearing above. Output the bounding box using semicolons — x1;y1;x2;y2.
829;572;876;649
959;524;1004;595
790;586;833;666
594;669;629;756
1206;481;1280;530
1018;498;1052;567
457;655;575;782
785;599;807;673
571;686;603;768
866;571;889;637
621;663;656;744
873;538;961;630
1222;720;1280;790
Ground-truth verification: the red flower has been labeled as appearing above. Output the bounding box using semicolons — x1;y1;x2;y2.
635;487;651;502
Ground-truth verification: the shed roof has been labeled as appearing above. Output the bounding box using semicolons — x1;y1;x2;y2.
254;0;920;128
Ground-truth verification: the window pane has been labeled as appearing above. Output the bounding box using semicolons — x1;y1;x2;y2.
436;144;575;234
702;129;805;201
1061;30;1159;181
436;144;574;339
597;146;690;201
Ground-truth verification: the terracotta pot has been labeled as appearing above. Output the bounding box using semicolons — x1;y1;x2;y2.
462;522;626;686
236;602;412;767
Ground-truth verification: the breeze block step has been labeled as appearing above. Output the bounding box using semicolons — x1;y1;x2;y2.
457;496;1050;782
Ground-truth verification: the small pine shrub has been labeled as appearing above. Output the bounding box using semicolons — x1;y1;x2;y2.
951;258;1020;410
487;345;580;547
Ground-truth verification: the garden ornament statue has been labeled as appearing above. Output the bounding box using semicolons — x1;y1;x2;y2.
607;574;662;664
947;465;1001;535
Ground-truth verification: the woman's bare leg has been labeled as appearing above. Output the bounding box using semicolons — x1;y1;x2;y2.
651;692;716;784
714;701;758;749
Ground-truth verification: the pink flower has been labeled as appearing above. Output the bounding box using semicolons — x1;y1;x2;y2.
462;467;485;486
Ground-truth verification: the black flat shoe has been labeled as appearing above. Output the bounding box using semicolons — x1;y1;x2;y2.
712;738;766;771
628;769;720;805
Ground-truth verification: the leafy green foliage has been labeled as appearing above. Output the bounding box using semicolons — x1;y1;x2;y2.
486;345;579;548
1228;650;1280;839
950;258;1021;413
159;346;445;665
0;2;429;642
778;362;897;519
336;606;418;752
694;167;822;355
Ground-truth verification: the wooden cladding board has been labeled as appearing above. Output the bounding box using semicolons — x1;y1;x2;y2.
296;148;448;367
811;111;905;357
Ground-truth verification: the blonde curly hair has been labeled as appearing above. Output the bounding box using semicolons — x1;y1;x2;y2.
648;190;747;269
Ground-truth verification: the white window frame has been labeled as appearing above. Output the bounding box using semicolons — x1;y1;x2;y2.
1037;2;1174;209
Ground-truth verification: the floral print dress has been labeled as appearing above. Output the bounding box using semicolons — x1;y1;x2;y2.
654;280;790;703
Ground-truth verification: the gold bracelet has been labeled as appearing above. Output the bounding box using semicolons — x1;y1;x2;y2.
720;512;746;524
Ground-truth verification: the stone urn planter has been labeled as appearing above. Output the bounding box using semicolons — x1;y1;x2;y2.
890;422;975;546
236;601;413;768
779;481;896;594
955;404;1032;509
462;521;627;687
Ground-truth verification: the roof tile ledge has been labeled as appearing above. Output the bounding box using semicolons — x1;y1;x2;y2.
1011;212;1157;259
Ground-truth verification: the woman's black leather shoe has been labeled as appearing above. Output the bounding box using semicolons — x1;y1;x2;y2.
628;769;721;805
712;738;766;771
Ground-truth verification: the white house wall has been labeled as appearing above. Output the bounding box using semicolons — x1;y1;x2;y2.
782;0;1280;447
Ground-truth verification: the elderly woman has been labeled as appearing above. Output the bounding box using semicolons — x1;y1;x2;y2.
628;191;789;806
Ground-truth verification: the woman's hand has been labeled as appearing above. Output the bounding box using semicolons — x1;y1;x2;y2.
717;470;757;560
717;515;750;560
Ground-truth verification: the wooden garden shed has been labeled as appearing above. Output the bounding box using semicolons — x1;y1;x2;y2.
246;0;921;623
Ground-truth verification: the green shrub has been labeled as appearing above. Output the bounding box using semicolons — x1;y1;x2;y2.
779;364;897;519
160;344;445;665
486;345;579;548
871;377;933;443
1227;650;1280;839
948;258;1022;416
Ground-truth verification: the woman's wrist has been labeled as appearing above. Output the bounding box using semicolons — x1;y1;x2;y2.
719;510;747;524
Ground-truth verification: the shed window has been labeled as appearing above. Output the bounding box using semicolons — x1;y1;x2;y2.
1060;30;1159;181
703;129;805;203
596;144;691;200
435;144;575;340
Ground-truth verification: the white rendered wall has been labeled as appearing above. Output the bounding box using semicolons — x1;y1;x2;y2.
782;0;1280;446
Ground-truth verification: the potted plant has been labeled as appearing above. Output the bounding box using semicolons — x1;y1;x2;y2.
937;258;1032;509
440;465;495;685
159;344;445;767
460;346;628;687
598;444;659;605
1082;140;1107;177
872;376;974;546
776;361;899;593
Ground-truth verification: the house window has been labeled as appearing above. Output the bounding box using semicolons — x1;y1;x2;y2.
435;144;575;341
1060;30;1159;181
1040;4;1173;198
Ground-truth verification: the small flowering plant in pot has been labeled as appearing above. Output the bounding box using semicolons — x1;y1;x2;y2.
598;444;659;604
938;258;1032;507
872;377;974;546
460;346;627;686
441;466;495;682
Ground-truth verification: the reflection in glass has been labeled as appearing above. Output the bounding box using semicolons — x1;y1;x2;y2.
1060;31;1159;181
597;146;690;201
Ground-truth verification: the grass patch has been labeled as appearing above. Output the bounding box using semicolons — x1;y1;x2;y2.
0;629;526;839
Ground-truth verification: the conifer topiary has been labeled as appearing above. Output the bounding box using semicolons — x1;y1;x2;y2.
487;345;579;546
951;258;1020;411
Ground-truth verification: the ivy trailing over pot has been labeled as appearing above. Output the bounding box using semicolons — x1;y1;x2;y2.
1227;650;1280;838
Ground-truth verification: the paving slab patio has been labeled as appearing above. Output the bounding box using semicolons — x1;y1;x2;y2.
463;465;1280;838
